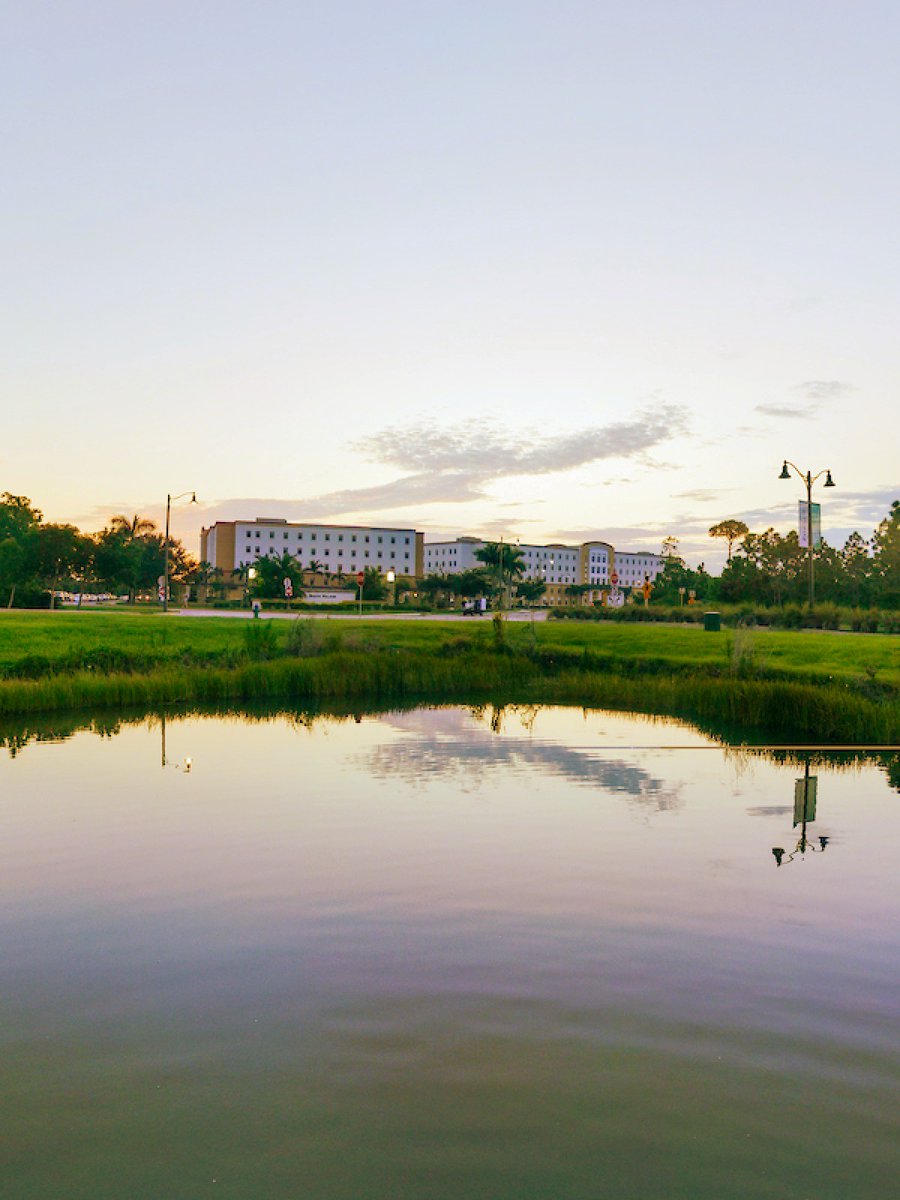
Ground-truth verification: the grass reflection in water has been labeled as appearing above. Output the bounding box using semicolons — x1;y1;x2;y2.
1;704;897;1200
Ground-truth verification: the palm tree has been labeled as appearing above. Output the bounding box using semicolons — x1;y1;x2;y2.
517;578;548;608
104;513;159;603
565;582;592;607
305;559;325;586
110;514;157;539
474;542;526;608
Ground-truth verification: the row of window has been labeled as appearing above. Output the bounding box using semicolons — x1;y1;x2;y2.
243;550;410;563
246;544;409;557
242;530;410;544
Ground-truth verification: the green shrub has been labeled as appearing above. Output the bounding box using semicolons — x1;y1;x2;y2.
285;619;322;657
243;619;279;660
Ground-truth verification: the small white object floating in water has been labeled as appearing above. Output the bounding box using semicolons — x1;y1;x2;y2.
182;756;192;772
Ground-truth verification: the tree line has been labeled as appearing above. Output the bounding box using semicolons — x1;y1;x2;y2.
419;509;900;612
0;493;196;607
3;491;898;611
653;504;900;608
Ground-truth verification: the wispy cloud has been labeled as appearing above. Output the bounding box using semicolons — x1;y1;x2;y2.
357;406;688;479
796;380;854;402
755;403;813;419
720;486;898;541
755;379;854;421
672;488;735;503
87;406;688;534
204;406;690;522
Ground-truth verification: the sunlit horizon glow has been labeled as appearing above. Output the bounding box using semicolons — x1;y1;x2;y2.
3;2;898;567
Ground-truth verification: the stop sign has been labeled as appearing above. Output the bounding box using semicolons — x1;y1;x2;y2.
356;571;365;586
610;572;619;585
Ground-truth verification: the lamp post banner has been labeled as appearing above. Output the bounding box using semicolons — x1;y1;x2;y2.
798;501;822;548
793;775;818;824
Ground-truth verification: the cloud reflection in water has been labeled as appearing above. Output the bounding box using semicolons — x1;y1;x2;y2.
360;707;682;812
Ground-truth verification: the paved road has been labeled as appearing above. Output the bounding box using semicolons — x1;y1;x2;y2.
171;607;550;623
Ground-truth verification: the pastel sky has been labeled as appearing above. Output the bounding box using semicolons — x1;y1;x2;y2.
3;1;898;567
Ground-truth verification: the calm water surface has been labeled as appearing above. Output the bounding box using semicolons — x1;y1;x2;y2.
2;706;898;1199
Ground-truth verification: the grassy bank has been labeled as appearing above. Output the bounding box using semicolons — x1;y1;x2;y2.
0;610;897;743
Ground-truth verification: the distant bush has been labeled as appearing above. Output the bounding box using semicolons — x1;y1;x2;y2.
549;602;898;633
8;588;52;610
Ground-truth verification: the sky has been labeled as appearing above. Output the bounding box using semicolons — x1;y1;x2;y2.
3;0;898;568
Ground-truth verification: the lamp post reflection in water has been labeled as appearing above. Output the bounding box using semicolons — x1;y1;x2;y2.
159;713;192;772
772;759;830;866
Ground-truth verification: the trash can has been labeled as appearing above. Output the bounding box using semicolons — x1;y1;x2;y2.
703;611;721;632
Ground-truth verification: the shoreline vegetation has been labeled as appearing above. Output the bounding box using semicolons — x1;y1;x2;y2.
0;611;897;744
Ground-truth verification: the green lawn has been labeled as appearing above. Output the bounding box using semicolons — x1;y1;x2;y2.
1;609;897;688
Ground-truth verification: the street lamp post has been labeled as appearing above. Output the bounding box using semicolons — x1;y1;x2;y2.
163;491;197;613
778;461;835;607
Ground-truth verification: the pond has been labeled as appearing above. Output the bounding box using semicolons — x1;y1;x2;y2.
2;705;898;1199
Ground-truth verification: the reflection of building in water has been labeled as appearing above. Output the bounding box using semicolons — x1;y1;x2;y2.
772;760;830;866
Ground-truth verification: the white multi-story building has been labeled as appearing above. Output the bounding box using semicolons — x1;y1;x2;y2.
613;551;663;587
201;519;423;578
201;518;665;603
425;538;581;584
423;534;663;604
423;537;485;575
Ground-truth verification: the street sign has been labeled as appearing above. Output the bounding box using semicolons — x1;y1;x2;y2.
356;571;365;586
283;576;293;598
610;572;619;585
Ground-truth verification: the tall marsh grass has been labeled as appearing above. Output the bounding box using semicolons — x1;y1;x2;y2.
0;646;896;744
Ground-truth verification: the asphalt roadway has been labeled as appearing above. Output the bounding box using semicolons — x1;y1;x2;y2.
172;607;550;622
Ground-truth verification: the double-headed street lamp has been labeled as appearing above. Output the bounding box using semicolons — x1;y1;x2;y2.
163;491;197;613
779;461;835;607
